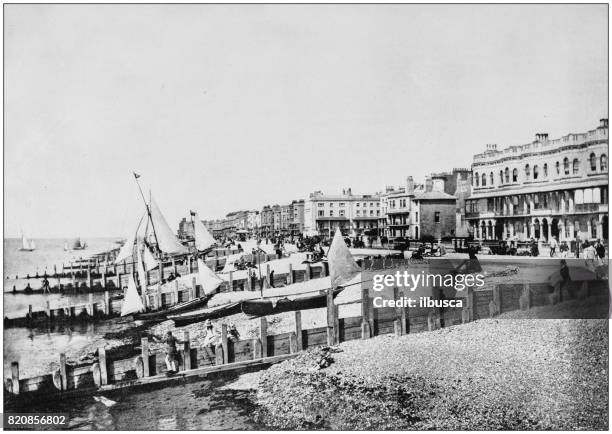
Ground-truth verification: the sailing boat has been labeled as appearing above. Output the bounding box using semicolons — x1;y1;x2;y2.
120;275;145;316
63;242;69;252
192;212;216;252
73;237;87;250
20;231;35;252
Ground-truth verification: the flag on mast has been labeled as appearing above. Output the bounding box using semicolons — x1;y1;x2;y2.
327;228;361;289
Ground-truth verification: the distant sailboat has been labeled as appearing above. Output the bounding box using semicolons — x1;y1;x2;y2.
64;242;69;252
73;237;87;250
20;231;35;252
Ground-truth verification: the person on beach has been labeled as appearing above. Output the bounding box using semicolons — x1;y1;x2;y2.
595;239;606;259
203;320;220;347
269;270;275;288
153;331;179;375
530;238;539;257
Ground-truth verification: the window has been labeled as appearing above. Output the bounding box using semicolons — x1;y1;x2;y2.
339;210;345;217
339;202;345;207
415;212;419;221
370;202;374;207
329;202;334;207
489;172;494;186
377;210;380;215
556;161;560;175
356;203;360;207
525;164;530;180
318;210;324;216
481;173;486;186
363;203;367;207
564;158;569;175
318;203;324;207
590;153;597;171
356;210;360;216
572;158;579;175
499;170;503;184
434;211;440;223
475;173;479;187
601;154;608;171
533;165;539;180
543;163;548;177
329;210;334;217
505;167;509;183
512;168;518;182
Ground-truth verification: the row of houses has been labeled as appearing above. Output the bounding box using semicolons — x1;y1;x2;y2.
178;118;609;244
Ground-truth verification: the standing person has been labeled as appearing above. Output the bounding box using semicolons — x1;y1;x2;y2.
269;270;275;288
549;236;559;257
595;239;606;260
153;331;179;375
530;238;539;257
41;276;51;294
250;268;257;291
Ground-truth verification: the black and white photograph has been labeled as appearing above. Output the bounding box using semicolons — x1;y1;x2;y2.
2;3;609;431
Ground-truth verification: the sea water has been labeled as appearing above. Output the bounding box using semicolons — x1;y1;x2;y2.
3;237;134;377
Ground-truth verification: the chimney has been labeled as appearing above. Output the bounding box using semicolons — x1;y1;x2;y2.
600;118;608;128
342;188;346;195
431;175;445;192
406;176;414;195
347;187;352;196
425;177;433;193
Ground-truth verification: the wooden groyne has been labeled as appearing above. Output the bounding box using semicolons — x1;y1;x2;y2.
3;260;328;328
4;262;608;405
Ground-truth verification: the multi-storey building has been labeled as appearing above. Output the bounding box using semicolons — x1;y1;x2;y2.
465;119;609;243
304;188;381;238
380;172;464;242
280;200;305;236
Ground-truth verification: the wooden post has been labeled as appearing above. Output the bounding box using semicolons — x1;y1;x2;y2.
361;284;371;339
158;260;164;283
173;280;180;305
229;271;234;292
519;283;531;310
221;324;229;364
288;263;294;284
253;337;262;359
59;353;68;390
172;258;177;275
289;332;297;353
492;285;502;315
28;304;33;319
191;276;197;300
214;343;224;365
393;287;402;336
98;347;108;385
305;263;311;281
141;337;150;377
294;311;303;351
88;293;94;316
260;317;268;358
71;271;76;290
264;264;271;289
45;300;51;318
104;291;110;316
326;288;336;345
11;362;19;395
123;259;127;274
183;331;191;370
101;271;107;289
156;283;162;309
246;270;252;292
399;290;407;335
92;362;102;386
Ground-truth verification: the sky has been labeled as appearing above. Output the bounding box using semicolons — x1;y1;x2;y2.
4;4;608;238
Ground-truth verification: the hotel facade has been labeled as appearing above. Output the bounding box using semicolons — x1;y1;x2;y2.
465;119;609;243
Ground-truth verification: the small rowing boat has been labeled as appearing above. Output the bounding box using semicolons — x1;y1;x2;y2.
241;288;344;317
133;295;212;322
168;302;242;327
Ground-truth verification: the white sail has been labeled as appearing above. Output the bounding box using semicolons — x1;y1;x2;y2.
121;275;145;316
64;242;69;251
136;244;148;290
21;234;29;250
198;258;223;295
193;213;216;251
143;244;158;271
30;239;36;250
115;214;145;264
149;196;189;255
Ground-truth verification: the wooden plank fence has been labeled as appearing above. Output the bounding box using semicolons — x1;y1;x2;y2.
5;271;608;403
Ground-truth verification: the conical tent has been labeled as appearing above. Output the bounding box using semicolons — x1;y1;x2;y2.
149;197;189;255
193;213;216;251
327;228;361;288
198;258;223;295
121;275;145;316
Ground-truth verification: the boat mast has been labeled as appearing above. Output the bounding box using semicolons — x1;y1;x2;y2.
133;172;161;256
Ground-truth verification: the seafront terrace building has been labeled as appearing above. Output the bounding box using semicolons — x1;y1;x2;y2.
304;188;381;238
465;119;609;243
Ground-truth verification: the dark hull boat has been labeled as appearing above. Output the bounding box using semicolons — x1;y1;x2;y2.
168;302;242;327
241;288;343;317
134;295;212;322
